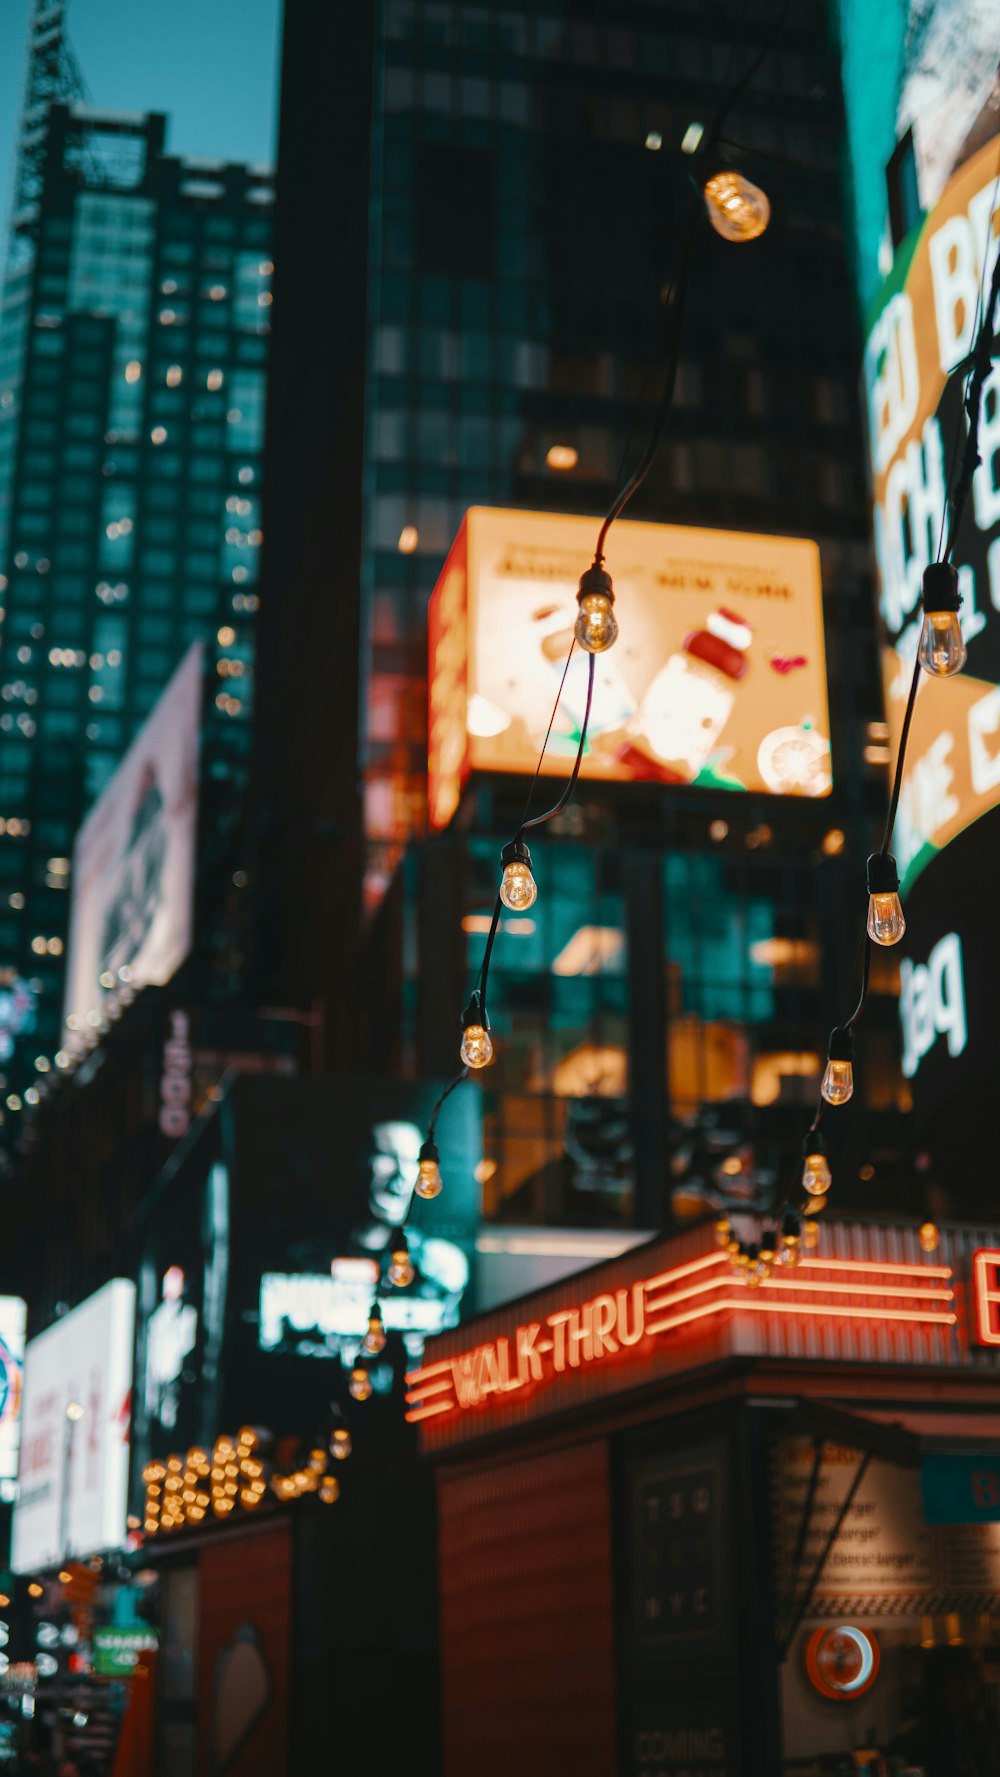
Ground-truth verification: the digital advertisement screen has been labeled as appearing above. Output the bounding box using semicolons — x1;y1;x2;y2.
12;1279;136;1573
63;642;202;1039
866;134;1000;893
840;1;1000;893
428;507;831;828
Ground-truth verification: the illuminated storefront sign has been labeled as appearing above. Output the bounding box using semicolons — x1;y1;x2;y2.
428;507;831;828
92;1628;158;1678
406;1245;958;1429
972;1248;1000;1346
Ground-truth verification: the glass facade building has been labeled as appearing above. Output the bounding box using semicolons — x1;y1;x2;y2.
0;104;273;1098
310;0;906;1228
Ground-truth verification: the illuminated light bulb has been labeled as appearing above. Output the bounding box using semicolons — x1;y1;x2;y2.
919;1221;940;1253
499;837;537;912
802;1132;831;1197
415;1138;443;1200
320;1477;340;1505
703;169;770;242
715;1217;731;1249
388;1229;414;1288
758;1229;777;1270
460;996;494;1069
821;1027;855;1106
330;1426;352;1460
362;1300;387;1355
866;851;905;947
919;563;966;677
349;1360;372;1402
802;1217;821;1250
574;564;618;653
918;610;966;677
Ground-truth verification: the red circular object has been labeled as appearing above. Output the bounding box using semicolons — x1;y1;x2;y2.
805;1624;880;1700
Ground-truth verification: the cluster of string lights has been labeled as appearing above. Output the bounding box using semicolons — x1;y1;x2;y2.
343;3;806;1415
345;16;1000;1423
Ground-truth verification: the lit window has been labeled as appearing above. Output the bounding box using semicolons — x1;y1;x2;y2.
208;285;227;300
397;525;419;554
125;361;142;383
151;427;167;445
217;626;235;646
644;131;663;151
681;122;704;155
159;309;177;325
166;365;183;387
207;369;224;390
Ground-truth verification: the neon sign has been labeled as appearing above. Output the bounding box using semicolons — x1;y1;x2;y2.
405;1248;957;1427
972;1249;1000;1347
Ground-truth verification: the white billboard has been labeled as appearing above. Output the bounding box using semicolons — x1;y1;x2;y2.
12;1280;136;1573
63;643;202;1040
0;1296;26;1495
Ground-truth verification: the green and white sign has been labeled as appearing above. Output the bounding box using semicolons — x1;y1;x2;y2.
92;1627;157;1678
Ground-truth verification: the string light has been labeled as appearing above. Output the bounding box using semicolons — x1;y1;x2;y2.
499;837;538;911
330;1425;353;1461
387;1228;414;1288
574;564;618;654
866;852;905;947
702;169;771;242
459;994;494;1070
415;1138;443;1199
362;1299;386;1355
918;563;966;678
802;1132;832;1195
821;1028;855;1107
349;1359;373;1402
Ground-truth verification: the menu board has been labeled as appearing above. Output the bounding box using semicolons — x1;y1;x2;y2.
775;1439;933;1603
776;1439;1000;1610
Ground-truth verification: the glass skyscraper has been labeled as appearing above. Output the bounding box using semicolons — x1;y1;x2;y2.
0;102;273;1100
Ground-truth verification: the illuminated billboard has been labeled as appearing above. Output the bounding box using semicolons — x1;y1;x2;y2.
839;3;1000;892
12;1279;136;1572
428;507;830;828
0;1296;26;1497
63;643;202;1039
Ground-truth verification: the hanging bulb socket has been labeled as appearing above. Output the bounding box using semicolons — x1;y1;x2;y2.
575;563;618;653
821;1026;855;1106
362;1299;386;1355
801;1129;832;1196
415;1137;443;1199
866;851;906;947
460;994;494;1069
499;837;538;912
759;1228;777;1262
919;562;966;677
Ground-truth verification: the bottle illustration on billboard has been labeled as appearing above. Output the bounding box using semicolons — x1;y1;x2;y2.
628;608;753;785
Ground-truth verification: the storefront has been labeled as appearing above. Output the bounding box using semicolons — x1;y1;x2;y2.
407;1216;1000;1776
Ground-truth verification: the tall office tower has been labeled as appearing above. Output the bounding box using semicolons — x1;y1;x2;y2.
0;94;273;1095
259;0;905;1228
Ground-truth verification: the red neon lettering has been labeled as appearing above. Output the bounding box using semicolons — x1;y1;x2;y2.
591;1294;619;1357
516;1321;543;1381
972;1250;1000;1347
406;1250;958;1429
616;1284;646;1346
